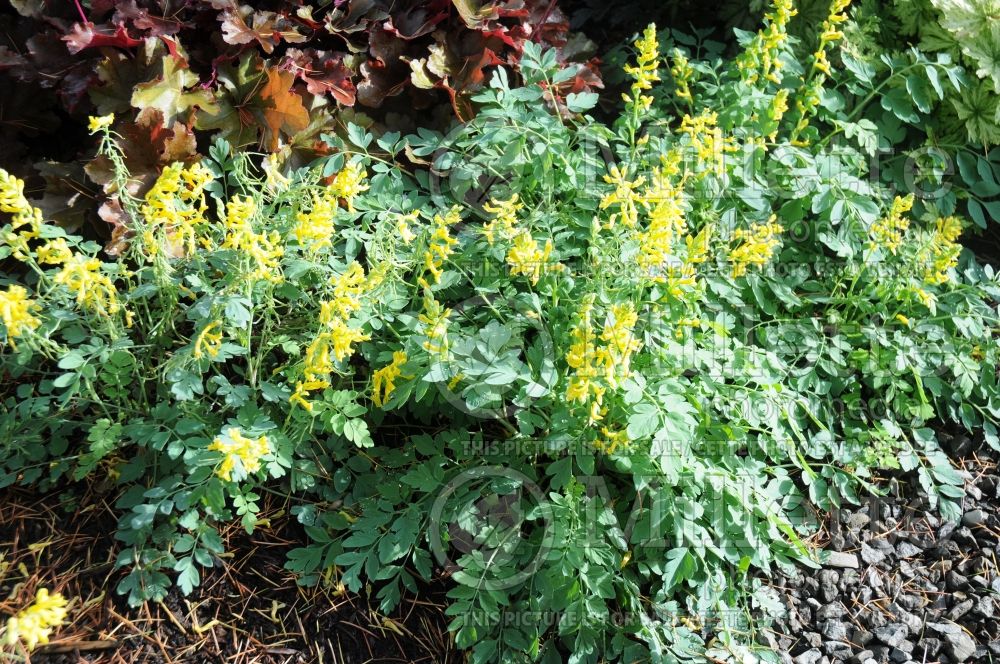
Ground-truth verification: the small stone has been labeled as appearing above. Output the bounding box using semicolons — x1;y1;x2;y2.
873;623;909;648
852;629;873;646
826;552;860;568
948;598;975;620
896;594;924;611
863;543;882;565
896;542;922;558
888;648;910;663
821;620;849;641
817;603;847;621
850;650;874;664
947;570;971;591
975;596;995;619
794;649;823;664
919;638;942;657
824;640;852;659
928;623;977;662
805;631;823;648
847;512;871;531
944;632;977;662
962;509;986;527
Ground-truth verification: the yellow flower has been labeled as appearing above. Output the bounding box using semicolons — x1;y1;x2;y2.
193;320;223;359
735;0;797;85
419;291;452;357
669;49;694;103
506;232;563;285
264;153;290;191
0;169;45;262
869;194;913;254
594;427;630;455
396;211;419;244
422;208;460;284
729;216;784;278
0;285;41;346
220;195;283;282
913;287;936;310
329;162;369;212
207;428;270;482
35;238;73;265
141;163;213;258
637;170;687;280
289;379;330;412
766;89;790;141
372;350;408;407
294;190;338;252
600;165;646;228
54;255;121;316
564;298;641;425
895;314;911;326
325;262;369;320
680;111;737;176
921;216;963;285
4;588;68;651
481;194;523;245
623;24;660;112
88;113;115;133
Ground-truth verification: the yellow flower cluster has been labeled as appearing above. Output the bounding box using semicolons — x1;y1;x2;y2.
220;196;284;282
593;427;630;455
36;238;72;265
87;113;115;133
329;162;370;212
0;169;44;262
793;0;852;140
669;49;694;103
565;298;642;424
0;285;41;347
679;111;737;176
637;169;688;279
735;0;797;85
396;210;419;244
372;350;408;407
623;24;660;113
921;216;963;285
766;89;790;142
666;226;712;298
54;255;122;316
292;262;376;411
419;290;452;357
141;162;213;257
729;216;784;278
208;427;270;482
482;194;523;245
869;194;914;254
4;588;68;652
420;207;460;286
193;320;223;359
507;232;563;285
293;189;338;252
601;166;646;228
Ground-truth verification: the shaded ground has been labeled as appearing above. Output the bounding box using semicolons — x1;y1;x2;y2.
0;488;459;663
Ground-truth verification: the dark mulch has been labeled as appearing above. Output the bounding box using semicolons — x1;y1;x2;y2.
0;487;459;663
762;434;1000;664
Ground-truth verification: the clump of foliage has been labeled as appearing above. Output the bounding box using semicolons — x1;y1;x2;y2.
2;1;1000;663
0;0;601;235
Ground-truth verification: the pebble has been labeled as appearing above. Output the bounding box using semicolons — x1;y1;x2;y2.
873;623;908;648
794;649;823;664
825;552;859;568
962;509;986;527
760;450;998;664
